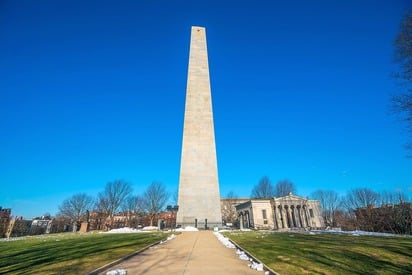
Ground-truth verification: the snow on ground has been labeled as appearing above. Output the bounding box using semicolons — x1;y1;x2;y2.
142;226;158;231
313;229;403;237
236;249;250;261
104;226;165;233
104;227;145;233
106;269;127;275
159;234;176;244
175;226;199;232
214;231;264;272
213;231;235;248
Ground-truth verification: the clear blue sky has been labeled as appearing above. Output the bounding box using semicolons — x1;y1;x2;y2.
1;1;411;218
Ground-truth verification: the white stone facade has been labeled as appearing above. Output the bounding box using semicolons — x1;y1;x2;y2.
236;193;324;230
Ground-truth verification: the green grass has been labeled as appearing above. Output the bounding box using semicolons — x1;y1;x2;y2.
0;232;170;274
224;231;412;274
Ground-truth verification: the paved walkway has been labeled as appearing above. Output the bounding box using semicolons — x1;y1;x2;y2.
100;231;262;275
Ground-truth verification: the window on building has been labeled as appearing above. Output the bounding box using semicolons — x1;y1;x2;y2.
262;209;267;219
309;209;314;218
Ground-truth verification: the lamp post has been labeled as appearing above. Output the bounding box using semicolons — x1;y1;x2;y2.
166;205;179;231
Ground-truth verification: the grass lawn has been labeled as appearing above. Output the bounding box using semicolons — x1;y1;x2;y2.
0;231;170;274
224;231;412;274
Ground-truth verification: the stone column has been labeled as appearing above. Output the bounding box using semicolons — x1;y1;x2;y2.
298;206;305;228
245;212;250;228
275;206;282;229
303;205;311;227
293;206;300;228
285;205;293;228
280;206;287;228
290;206;295;228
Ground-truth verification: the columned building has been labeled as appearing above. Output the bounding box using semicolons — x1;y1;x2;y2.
235;193;324;230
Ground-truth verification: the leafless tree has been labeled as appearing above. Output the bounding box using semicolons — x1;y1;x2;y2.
172;189;178;206
221;191;238;226
141;181;170;226
121;195;143;227
379;190;409;206
393;12;412;154
343;188;380;211
337;188;411;233
57;193;94;223
311;190;341;227
275;179;296;197
333;209;357;231
377;190;411;234
342;188;380;230
251;176;275;199
122;195;143;214
96;180;133;225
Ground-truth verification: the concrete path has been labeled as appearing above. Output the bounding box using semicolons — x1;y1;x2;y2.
100;231;262;275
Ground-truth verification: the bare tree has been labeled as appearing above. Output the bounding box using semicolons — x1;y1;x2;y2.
172;189;178;206
311;190;341;227
121;195;143;227
380;190;409;206
57;193;94;223
221;191;238;226
275;179;296;197
96;180;133;225
343;188;380;211
342;188;380;230
122;195;143;214
141;181;170;226
251;176;275;199
393;12;412;154
377;190;411;234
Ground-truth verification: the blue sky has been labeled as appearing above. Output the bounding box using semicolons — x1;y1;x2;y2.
1;1;412;218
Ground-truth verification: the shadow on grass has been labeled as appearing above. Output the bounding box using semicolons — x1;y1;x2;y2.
0;233;167;274
225;232;412;274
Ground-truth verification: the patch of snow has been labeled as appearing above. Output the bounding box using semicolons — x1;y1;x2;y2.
175;226;199;232
214;232;236;248
166;234;176;241
249;261;264;271
214;231;266;272
236;249;250;261
106;269;127;275
314;229;402;237
105;227;143;233
347;230;397;237
142;226;158;231
0;236;27;242
160;234;176;244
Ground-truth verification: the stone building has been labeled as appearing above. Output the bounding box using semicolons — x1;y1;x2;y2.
0;207;11;238
235;193;324;230
220;198;250;227
236;199;274;230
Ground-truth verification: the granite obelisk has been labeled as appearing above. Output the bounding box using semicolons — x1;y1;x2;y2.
176;26;222;229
